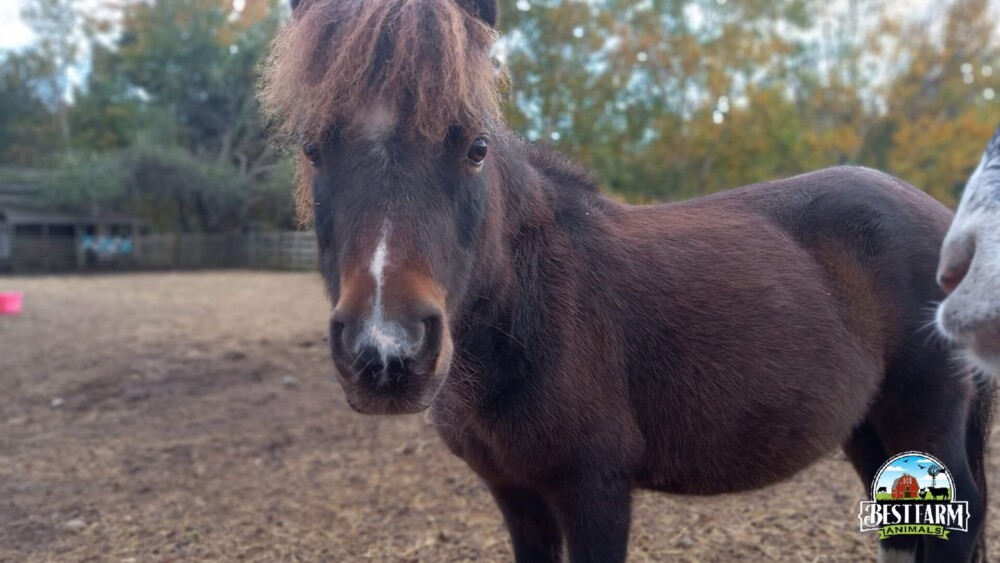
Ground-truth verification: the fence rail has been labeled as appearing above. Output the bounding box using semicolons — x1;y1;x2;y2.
135;232;318;271
2;231;319;273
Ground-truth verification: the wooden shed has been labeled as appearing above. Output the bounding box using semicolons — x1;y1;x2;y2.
0;204;142;273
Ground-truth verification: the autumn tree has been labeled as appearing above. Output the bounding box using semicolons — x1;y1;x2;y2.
880;0;1000;205
4;0;998;231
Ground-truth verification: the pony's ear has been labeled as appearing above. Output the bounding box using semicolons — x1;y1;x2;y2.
456;0;499;27
289;0;302;12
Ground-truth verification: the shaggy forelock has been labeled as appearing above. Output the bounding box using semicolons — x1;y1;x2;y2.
260;0;502;145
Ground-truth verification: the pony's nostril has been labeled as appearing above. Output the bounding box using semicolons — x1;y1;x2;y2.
330;320;348;356
420;313;444;359
354;345;385;379
386;356;408;378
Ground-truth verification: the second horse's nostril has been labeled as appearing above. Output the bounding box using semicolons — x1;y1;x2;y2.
938;232;975;296
938;263;969;295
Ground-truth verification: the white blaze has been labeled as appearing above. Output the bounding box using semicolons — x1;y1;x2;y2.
369;221;390;303
359;220;409;366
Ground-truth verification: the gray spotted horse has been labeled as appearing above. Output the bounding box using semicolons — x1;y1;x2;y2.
938;124;1000;377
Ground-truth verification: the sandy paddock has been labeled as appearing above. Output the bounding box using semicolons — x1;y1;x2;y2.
1;272;997;561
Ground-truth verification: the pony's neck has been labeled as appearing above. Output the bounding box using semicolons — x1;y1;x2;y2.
438;131;615;424
460;128;601;342
471;130;557;296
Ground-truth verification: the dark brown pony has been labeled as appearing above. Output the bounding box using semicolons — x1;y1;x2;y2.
262;1;994;561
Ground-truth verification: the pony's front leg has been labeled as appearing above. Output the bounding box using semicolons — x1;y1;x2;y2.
490;484;564;562
550;473;632;563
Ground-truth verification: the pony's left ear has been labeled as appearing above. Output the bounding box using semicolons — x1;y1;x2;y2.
456;0;499;27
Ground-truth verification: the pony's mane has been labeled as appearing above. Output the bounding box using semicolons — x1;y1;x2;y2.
260;0;502;145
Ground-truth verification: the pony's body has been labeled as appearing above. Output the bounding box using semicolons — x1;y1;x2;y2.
262;1;993;561
436;159;954;499
938;125;1000;377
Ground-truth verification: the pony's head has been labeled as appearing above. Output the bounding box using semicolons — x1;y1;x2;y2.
262;0;503;414
937;124;1000;377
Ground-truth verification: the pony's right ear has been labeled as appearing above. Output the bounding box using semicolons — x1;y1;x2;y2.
289;0;302;12
456;0;499;28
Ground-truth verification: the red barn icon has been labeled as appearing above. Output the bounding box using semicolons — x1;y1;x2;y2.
892;474;920;499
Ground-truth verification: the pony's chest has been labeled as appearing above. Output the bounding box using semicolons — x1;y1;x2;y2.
430;388;561;485
432;416;527;484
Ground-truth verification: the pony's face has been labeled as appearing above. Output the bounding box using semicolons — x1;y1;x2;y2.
937;136;1000;377
310;121;492;414
267;0;502;413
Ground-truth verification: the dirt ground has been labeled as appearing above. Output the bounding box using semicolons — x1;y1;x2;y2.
1;272;998;562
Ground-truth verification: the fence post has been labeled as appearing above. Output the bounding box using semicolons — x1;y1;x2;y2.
132;229;141;270
172;233;180;270
42;223;51;272
277;231;286;270
247;232;255;268
74;224;84;271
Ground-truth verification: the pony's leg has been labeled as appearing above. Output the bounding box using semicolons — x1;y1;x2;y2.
913;444;982;563
843;419;922;562
489;484;563;563
871;375;984;563
548;473;631;563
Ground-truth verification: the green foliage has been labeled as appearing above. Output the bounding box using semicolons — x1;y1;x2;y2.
498;0;1000;204
33;152;128;213
878;0;1000;205
0;51;59;165
120;145;296;232
0;0;296;233
21;0;81;149
13;146;296;233
0;0;998;233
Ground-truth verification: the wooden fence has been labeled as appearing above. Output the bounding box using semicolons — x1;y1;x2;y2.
9;236;79;272
2;231;319;273
135;232;319;271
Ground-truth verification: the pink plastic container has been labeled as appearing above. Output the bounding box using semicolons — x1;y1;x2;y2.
0;292;23;315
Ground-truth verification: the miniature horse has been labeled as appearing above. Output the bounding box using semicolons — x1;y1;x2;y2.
262;0;993;560
938;123;1000;378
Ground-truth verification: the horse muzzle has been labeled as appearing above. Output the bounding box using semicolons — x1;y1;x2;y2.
329;307;451;414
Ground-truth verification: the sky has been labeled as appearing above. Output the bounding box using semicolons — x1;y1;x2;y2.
0;0;252;51
0;0;36;50
0;0;951;53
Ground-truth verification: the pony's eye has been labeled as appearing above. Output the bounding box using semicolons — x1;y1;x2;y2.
467;138;488;166
303;143;321;166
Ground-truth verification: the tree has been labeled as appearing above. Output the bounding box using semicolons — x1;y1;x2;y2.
104;0;292;230
880;0;1000;205
65;0;295;231
4;0;297;232
499;0;829;200
0;51;59;165
21;0;81;151
6;0;999;231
